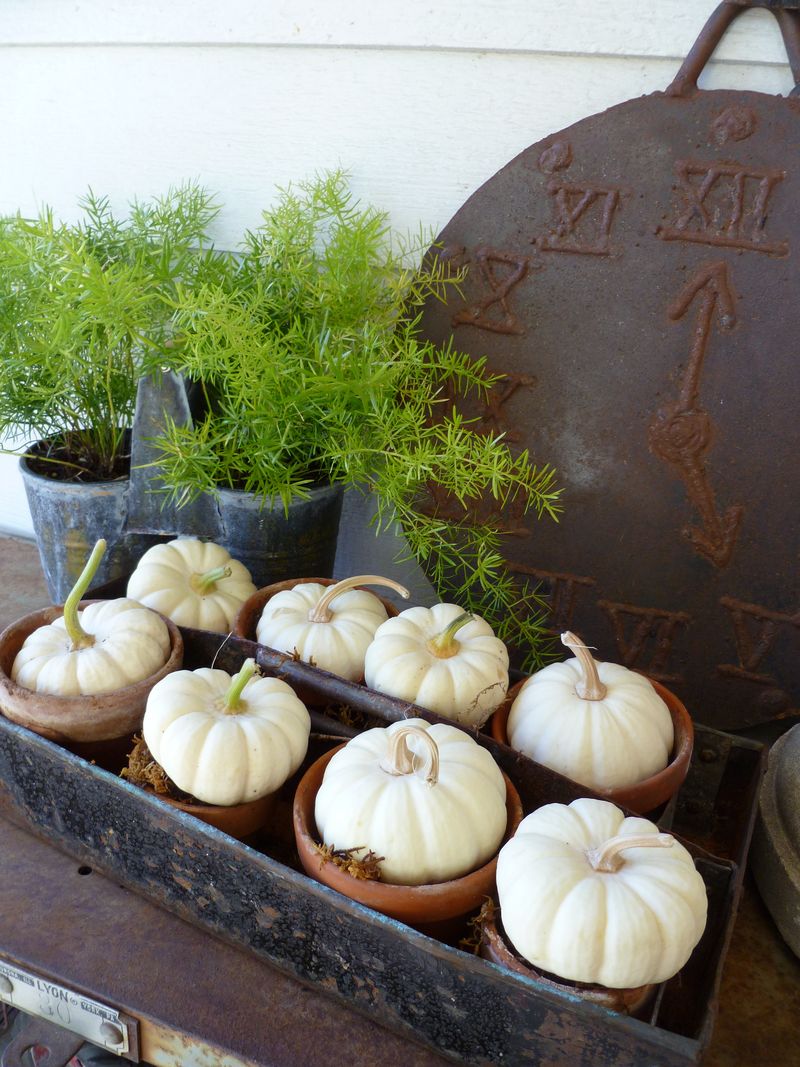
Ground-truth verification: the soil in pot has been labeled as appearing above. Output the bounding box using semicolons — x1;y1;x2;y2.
293;741;524;940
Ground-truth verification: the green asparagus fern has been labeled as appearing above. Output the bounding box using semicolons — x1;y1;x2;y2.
152;172;562;667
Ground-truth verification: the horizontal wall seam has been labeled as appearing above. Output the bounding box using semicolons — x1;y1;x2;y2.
0;40;791;70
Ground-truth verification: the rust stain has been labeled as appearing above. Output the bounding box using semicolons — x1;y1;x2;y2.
537;139;573;173
710;105;758;145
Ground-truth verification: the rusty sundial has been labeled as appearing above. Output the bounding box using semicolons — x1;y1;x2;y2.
419;0;800;731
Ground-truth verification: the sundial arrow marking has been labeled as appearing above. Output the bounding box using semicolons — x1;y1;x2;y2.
648;261;743;569
667;261;737;408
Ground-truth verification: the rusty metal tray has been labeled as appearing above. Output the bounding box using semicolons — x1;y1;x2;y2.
0;626;765;1066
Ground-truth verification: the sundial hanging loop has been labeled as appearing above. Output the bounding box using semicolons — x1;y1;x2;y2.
418;1;800;731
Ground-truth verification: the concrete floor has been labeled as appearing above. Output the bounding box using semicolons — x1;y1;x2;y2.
1;534;798;1066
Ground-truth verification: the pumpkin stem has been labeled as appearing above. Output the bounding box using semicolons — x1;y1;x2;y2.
62;538;106;650
379;725;439;786
561;631;607;701
191;565;232;595
308;575;410;624
587;832;674;873
427;612;473;659
223;657;257;713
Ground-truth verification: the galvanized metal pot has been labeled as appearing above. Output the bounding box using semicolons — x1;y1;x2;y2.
212;484;344;592
128;372;345;591
22;441;344;606
19;449;154;606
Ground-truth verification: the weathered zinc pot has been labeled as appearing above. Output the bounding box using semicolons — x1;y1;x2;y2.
211;484;344;591
20;446;153;605
127;371;344;590
751;723;800;959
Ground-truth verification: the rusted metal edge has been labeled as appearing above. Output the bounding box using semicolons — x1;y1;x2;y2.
691;739;768;1051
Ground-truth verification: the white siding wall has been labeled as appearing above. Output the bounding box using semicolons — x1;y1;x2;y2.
0;0;793;538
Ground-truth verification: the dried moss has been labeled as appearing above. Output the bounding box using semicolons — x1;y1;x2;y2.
313;842;385;881
459;897;496;955
121;735;187;800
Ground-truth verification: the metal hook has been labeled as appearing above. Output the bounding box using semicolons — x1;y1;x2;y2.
666;1;800;97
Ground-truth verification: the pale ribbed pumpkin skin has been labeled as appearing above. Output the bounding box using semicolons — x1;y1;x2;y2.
314;718;507;885
127;539;257;632
496;798;708;989
11;598;171;696
363;603;509;727
507;659;673;790
143;667;310;806
256;583;389;680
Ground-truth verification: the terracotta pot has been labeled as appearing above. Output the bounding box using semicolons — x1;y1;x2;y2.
478;906;656;1017
142;785;277;841
0;601;183;743
293;743;524;928
490;676;693;815
233;577;400;644
234;577;401;705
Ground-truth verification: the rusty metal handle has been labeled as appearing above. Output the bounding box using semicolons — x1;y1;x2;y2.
776;7;800;91
667;1;800;97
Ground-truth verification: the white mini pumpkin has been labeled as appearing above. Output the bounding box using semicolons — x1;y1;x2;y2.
143;658;310;806
496;797;708;989
255;574;409;680
127;538;257;632
12;539;171;696
315;718;507;885
506;632;674;791
363;603;509;726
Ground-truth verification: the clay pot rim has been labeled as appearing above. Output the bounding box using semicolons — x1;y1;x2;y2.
478;905;657;1015
0;600;183;741
232;576;400;644
137;779;275;816
293;741;524;924
136;780;278;840
490;673;694;814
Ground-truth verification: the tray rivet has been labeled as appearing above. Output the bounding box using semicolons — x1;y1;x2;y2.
99;1021;124;1045
699;748;718;763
